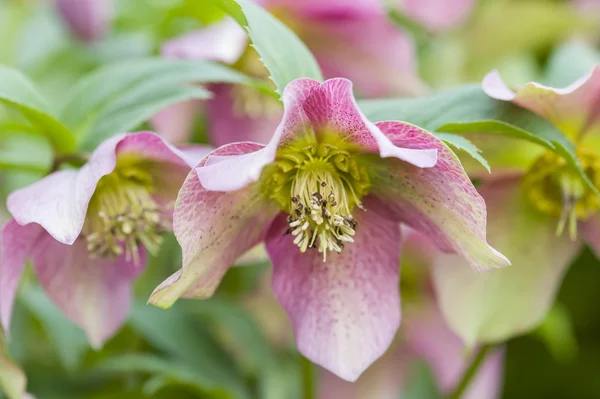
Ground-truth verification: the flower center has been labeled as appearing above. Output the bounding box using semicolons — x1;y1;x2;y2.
231;46;281;118
522;150;600;239
84;162;168;264
262;139;371;260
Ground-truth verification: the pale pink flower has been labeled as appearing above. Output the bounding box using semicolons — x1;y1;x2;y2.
149;78;508;381
56;0;113;42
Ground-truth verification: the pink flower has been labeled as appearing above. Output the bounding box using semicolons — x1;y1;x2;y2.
319;305;503;399
149;78;509;381
152;0;423;145
432;68;600;346
395;0;477;32
1;132;210;348
56;0;113;42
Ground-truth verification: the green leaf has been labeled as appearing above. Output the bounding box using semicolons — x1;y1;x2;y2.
534;303;578;363
128;302;250;399
0;126;53;173
58;58;256;150
214;0;323;94
402;361;441;399
435;133;490;172
359;84;594;191
0;65;75;153
0;338;27;399
95;354;232;398
544;41;600;88
20;287;89;372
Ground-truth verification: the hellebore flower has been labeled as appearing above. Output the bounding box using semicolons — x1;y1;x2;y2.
432;67;600;346
149;77;508;381
152;0;423;145
56;0;113;42
1;132;209;347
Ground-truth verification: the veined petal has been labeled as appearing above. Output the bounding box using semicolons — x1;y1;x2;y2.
581;213;600;259
149;143;280;308
266;198;401;382
371;121;509;270
161;18;248;64
483;68;600;139
31;234;144;348
0;220;43;334
404;304;504;399
197;78;319;191
207;84;282;146
302;78;437;167
397;0;476;32
431;177;581;345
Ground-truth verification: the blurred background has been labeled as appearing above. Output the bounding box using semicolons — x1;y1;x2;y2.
1;0;600;398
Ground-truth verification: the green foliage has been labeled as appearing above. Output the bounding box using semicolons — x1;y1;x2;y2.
213;0;324;95
402;361;441;399
359;85;595;191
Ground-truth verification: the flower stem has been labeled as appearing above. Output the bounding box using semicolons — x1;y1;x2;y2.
446;344;493;399
301;356;315;399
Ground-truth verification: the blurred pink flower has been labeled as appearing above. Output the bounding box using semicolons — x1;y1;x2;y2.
395;0;477;32
152;0;424;145
1;132;210;347
432;68;600;346
56;0;113;42
149;77;508;381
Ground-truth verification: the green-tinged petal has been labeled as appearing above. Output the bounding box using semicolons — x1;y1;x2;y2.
432;177;582;345
0;336;28;399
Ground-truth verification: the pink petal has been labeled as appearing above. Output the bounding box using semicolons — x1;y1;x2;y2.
483;68;600;138
150;100;204;144
148;143;280;309
372;121;509;270
0;220;43;334
263;0;387;18
431;177;582;345
404;305;504;399
398;0;476;32
196;78;320;191
302;78;437;167
301;17;423;97
31;234;144;348
7;132;192;245
160;18;248;64
56;0;112;42
207;84;282;146
266;197;401;382
581;214;600;258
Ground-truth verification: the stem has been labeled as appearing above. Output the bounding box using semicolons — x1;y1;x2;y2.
301;356;315;399
446;344;493;399
51;152;90;172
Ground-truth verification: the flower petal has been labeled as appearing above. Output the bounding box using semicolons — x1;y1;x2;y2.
161;18;248;64
302;78;437;167
581;214;600;258
7;135;124;244
398;0;476;32
263;0;387;17
150;100;204;144
483;68;600;139
56;0;112;41
266;197;401;381
371;121;509;270
31;234;144;348
197;78;320;191
404;304;504;399
0;220;43;334
207;84;282;146
149;143;280;308
300;19;423;97
431;177;581;345
0;338;29;399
